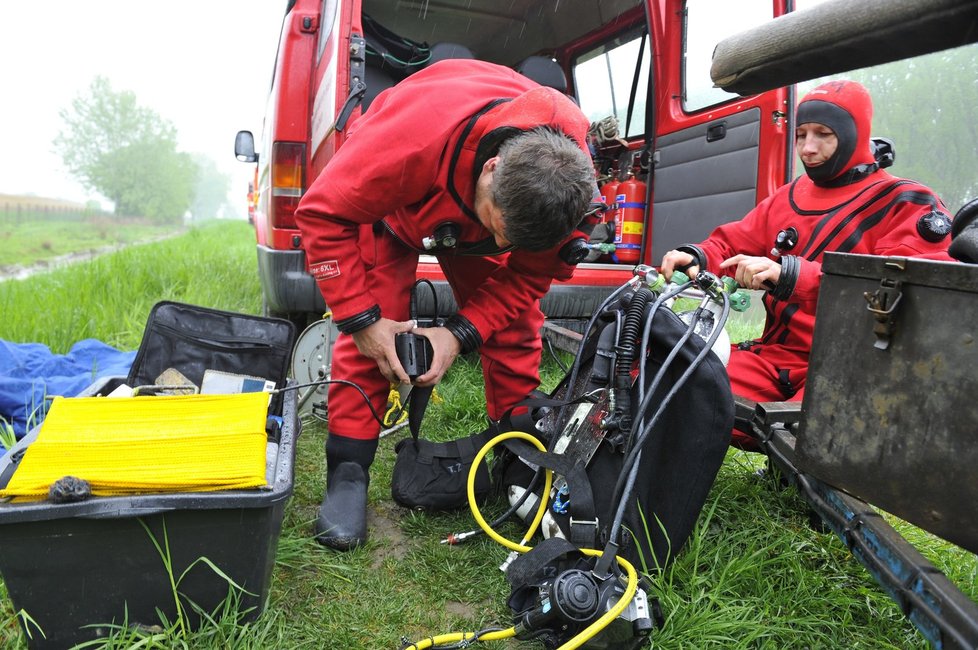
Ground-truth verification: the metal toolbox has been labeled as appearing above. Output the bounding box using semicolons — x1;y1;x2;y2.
797;252;978;553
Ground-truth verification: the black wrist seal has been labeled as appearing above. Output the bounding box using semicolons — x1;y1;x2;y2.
675;244;706;270
443;314;482;354
335;305;381;334
771;255;799;300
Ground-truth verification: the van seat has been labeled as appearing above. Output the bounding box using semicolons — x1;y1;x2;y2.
362;42;475;113
427;42;475;64
515;55;567;93
363;65;398;112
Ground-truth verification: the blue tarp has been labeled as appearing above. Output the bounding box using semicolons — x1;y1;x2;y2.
0;339;135;436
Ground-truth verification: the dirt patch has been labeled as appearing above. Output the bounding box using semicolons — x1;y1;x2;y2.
368;501;410;569
0;247;122;281
443;600;482;620
0;233;182;282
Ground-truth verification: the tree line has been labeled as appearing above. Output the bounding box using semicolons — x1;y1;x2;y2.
55;77;230;223
58;45;975;225
841;44;977;213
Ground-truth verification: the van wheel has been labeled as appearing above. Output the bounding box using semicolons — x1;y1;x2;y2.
261;295;310;332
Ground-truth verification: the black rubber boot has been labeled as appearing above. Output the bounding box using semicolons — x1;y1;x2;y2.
314;434;377;551
315;462;369;550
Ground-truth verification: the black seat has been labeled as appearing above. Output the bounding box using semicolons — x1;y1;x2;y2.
362;65;398;113
427;42;475;65
515;55;568;93
363;42;475;113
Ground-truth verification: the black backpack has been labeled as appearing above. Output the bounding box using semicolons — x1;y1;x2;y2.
499;303;733;571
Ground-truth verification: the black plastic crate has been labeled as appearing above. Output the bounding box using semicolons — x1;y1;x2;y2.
0;378;298;649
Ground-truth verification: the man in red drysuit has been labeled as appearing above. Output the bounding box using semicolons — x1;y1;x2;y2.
294;59;597;549
660;80;953;450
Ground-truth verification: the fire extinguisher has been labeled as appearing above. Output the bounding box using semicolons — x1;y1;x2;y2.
599;171;621;261
616;168;646;265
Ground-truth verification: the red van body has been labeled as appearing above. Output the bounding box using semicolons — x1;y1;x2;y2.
236;0;792;327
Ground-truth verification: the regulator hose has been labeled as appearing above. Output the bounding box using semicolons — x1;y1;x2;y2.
401;628;517;649
608;292;732;541
558;281;634;437
613;287;654;437
403;431;640;649
469;431;554;552
468;432;639;650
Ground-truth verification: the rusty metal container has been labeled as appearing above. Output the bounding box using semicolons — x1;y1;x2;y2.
797;252;978;553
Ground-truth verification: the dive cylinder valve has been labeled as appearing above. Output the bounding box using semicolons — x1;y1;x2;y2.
665;270;751;367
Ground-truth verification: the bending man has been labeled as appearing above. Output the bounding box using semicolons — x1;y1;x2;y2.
295;59;596;549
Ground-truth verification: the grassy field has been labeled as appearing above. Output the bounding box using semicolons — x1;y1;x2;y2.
0;194;183;269
0;220;974;649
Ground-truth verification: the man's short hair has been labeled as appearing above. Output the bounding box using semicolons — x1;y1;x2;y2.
491;127;594;252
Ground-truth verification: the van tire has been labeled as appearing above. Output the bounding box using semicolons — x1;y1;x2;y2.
262;294;311;333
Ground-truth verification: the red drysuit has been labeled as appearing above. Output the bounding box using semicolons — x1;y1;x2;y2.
682;81;953;448
294;60;592;439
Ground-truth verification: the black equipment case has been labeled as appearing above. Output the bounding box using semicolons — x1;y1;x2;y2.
796;253;978;553
0;302;297;648
126;300;296;418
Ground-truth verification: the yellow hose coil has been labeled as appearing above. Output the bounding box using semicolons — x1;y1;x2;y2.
0;392;269;498
403;431;639;649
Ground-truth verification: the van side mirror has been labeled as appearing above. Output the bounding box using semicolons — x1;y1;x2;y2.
235;131;258;163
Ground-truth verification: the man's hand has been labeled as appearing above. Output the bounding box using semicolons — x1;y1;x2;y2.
720;254;781;290
351;317;416;384
412;326;462;387
660;250;699;282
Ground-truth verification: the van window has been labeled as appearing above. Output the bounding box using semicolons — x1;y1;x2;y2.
683;0;772;111
573;28;651;139
316;0;339;60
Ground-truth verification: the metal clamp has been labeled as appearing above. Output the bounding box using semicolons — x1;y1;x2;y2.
863;278;903;350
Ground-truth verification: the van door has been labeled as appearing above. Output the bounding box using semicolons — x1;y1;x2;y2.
570;0;792;265
309;0;363;179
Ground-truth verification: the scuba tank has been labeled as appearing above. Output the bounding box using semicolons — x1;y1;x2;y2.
663;270;752;367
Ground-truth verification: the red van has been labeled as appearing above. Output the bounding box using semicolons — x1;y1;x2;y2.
235;0;793;328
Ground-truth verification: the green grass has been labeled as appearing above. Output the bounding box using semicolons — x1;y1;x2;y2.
0;220;974;649
0;213;182;269
0;222;257;351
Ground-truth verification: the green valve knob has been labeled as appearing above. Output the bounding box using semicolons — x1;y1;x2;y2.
729;290;751;312
671;270;690;286
719;275;751;311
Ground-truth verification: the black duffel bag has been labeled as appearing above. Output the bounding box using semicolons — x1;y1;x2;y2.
391;426;494;512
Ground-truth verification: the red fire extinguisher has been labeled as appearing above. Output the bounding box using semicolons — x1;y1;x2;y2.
616;169;646;265
600;171;621;261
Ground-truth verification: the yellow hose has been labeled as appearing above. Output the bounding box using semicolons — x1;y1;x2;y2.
401;628;517;649
466;431;553;552
466;431;640;650
402;430;640;650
